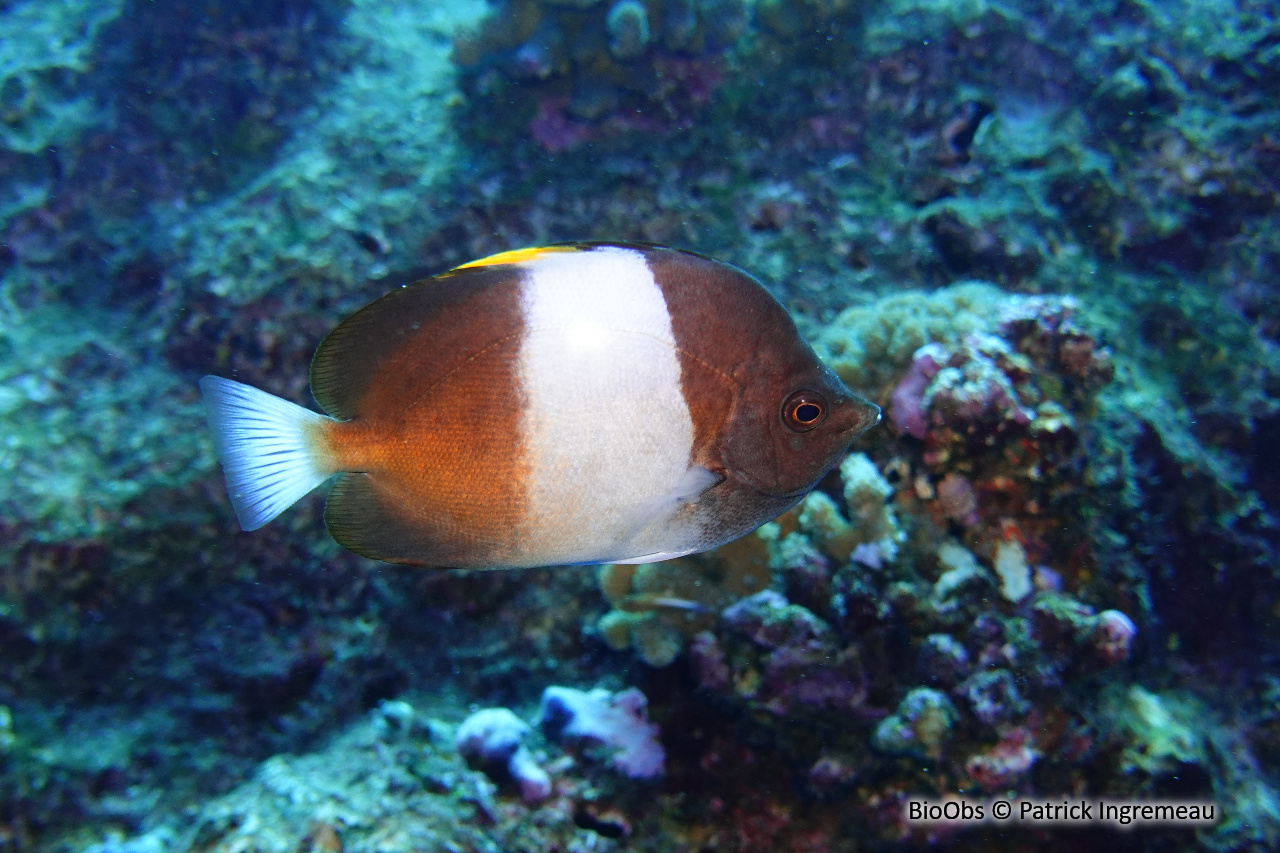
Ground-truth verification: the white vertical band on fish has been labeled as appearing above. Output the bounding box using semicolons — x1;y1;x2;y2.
516;246;694;564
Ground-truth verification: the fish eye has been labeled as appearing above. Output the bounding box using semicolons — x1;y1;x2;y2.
782;390;827;432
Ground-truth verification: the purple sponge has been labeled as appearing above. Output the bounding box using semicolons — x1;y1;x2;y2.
455;707;551;803
537;686;665;778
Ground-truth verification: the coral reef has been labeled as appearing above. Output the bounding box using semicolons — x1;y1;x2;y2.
3;0;1280;850
90;696;659;852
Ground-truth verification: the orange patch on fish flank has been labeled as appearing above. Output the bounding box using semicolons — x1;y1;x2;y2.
454;245;580;270
377;355;523;560
313;272;531;567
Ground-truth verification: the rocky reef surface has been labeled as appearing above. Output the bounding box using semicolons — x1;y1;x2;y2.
2;0;1279;851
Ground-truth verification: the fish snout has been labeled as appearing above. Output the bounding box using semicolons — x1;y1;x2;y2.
836;393;882;438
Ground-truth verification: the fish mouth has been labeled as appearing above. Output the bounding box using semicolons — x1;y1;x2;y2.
838;397;882;436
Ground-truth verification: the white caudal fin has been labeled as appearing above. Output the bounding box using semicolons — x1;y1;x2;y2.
199;376;336;531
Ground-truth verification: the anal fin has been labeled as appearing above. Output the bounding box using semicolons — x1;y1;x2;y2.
325;473;446;567
610;549;700;565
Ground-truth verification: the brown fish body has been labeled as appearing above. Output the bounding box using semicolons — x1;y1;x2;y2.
201;243;880;568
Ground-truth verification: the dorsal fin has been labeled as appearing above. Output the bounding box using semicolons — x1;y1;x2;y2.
453;244;582;270
309;263;526;420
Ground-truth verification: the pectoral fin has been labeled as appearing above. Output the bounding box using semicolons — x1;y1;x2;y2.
612;465;721;561
633;465;720;522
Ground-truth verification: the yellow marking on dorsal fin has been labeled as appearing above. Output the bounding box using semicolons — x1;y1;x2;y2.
454;245;581;270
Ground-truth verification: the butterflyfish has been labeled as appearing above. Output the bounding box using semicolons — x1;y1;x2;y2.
199;242;880;569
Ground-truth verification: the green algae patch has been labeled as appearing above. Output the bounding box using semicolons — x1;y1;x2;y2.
1101;684;1206;776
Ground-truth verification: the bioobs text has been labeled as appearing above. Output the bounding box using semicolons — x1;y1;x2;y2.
908;800;984;821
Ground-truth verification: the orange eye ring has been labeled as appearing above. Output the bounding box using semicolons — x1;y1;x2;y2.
782;390;827;432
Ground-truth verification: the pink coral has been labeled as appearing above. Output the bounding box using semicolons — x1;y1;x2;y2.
455;707;551;804
890;344;946;438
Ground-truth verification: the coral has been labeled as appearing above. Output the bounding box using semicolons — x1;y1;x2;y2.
0;705;12;754
596;532;771;666
869;294;1118;624
956;668;1029;727
825;293;1115;481
839;453;905;562
934;472;980;527
917;633;970;687
537;685;665;778
707;590;867;716
92;697;625;852
778;456;903;569
964;727;1039;790
992;537;1032;602
1100;685;1205;777
872;687;958;760
1030;592;1137;669
1092;609;1137;665
454;707;551;803
815;283;1004;403
928;540;996;623
915;333;1035;454
688;629;731;691
807;754;859;791
888;344;942;440
607;1;653;61
453;0;747;151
